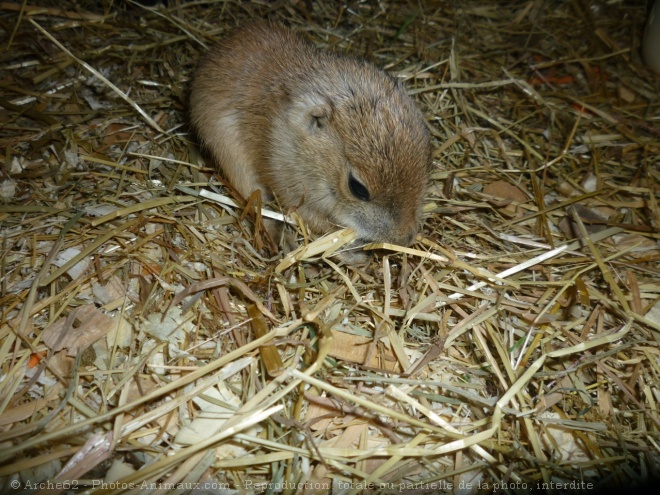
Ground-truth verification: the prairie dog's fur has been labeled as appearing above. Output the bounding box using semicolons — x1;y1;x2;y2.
190;22;431;254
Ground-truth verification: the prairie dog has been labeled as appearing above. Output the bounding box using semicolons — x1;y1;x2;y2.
190;22;431;255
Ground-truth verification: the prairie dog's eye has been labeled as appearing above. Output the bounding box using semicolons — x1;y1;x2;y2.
348;173;370;201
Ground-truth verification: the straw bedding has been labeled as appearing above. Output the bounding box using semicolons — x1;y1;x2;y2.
0;0;659;493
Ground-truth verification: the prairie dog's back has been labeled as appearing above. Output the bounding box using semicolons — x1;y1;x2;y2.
191;22;398;140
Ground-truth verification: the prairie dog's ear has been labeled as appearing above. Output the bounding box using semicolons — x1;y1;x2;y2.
290;93;333;131
309;103;330;129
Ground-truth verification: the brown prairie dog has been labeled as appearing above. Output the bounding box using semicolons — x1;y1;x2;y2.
190;22;431;253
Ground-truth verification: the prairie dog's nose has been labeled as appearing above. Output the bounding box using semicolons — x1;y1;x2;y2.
394;225;417;247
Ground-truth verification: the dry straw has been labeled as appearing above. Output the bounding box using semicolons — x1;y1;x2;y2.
1;0;659;493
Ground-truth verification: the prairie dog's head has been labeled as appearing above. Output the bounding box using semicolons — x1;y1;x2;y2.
267;72;432;248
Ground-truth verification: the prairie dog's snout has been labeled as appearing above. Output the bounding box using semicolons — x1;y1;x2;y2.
189;22;431;256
